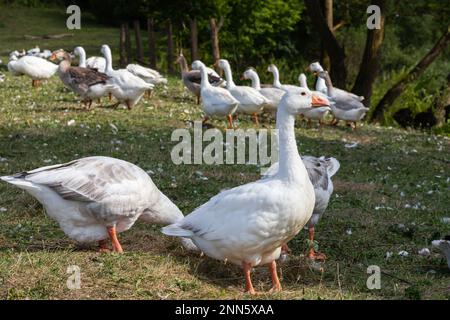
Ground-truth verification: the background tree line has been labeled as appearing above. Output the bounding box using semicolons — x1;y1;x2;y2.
5;0;450;129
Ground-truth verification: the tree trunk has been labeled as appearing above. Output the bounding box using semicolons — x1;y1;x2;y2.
147;17;157;69
352;0;386;108
133;20;144;62
305;0;346;88
124;22;132;65
119;23;127;67
210;17;223;72
166;19;175;74
189;17;199;61
321;0;333;71
435;73;450;128
371;27;450;123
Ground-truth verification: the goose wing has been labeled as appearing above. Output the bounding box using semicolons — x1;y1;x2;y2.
67;67;109;87
12;156;152;217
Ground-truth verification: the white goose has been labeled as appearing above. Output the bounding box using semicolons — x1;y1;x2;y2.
192;60;238;128
267;64;299;91
298;73;332;126
1;156;197;253
317;70;369;129
101;44;154;109
264;156;340;260
242;68;285;115
126;64;167;86
73;46;107;72
307;62;364;101
217;59;268;125
7;54;58;87
162;88;329;294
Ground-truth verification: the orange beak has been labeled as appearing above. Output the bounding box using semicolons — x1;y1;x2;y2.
49;53;57;61
311;94;330;107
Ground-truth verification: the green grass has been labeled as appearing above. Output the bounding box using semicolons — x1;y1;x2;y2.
0;5;449;300
0;5;119;64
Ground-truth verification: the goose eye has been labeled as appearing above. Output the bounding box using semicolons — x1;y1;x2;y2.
300;92;306;96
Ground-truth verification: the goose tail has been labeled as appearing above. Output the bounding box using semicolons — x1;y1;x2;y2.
161;224;194;238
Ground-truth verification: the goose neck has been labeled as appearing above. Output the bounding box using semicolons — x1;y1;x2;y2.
77;48;86;67
299;75;308;89
272;67;282;88
324;73;334;96
276;107;306;182
103;47;113;73
223;64;235;88
249;71;261;90
178;56;189;73
199;65;211;88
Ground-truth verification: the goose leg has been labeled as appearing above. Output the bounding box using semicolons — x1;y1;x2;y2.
268;261;282;293
227;114;234;129
98;239;110;252
87;99;92;109
97;98;101;104
252;113;259;126
307;224;326;261
281;244;291;255
196;95;200;105
242;261;256;295
107;226;123;253
351;122;357;131
108;92;112;101
32;80;36;87
125;100;132;110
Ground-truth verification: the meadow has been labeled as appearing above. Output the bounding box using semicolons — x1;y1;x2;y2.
0;5;449;300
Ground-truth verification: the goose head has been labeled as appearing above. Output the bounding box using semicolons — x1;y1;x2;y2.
191;60;205;70
241;68;256;81
101;44;111;56
267;64;278;74
73;46;83;56
282;88;328;115
216;59;230;71
306;62;324;73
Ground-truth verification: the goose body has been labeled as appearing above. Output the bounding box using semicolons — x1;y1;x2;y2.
316;71;369;127
162;88;327;294
264;156;340;259
126;64;168;85
1;156;197;252
101;45;154;109
52;50;117;107
73;46;107;73
218;59;267;122
192;60;238;128
242;68;284;114
86;56;106;72
7;55;58;86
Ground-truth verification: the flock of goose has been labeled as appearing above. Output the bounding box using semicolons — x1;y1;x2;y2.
176;55;369;130
2;44;448;295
